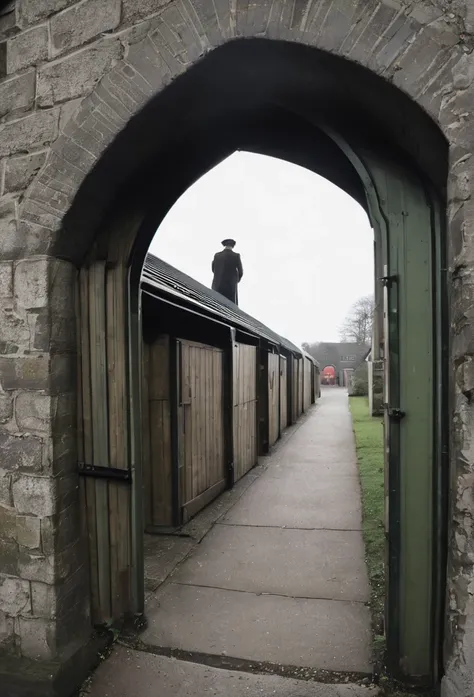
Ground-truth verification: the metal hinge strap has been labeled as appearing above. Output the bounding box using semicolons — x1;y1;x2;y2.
78;463;131;482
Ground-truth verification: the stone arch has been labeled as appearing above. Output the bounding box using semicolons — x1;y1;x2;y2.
2;1;474;696
20;2;465;261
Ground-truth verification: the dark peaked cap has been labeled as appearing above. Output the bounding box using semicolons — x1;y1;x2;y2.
221;239;236;247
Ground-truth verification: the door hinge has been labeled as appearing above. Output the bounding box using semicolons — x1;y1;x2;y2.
380;275;398;287
78;463;131;482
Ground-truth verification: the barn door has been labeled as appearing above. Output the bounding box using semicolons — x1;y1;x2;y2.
177;340;226;522
364;152;444;684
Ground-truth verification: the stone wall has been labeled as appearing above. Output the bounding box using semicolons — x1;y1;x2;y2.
0;0;472;695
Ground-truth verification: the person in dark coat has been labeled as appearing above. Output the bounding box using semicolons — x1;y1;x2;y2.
211;239;243;305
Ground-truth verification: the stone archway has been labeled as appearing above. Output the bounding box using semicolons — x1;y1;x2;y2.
0;2;473;696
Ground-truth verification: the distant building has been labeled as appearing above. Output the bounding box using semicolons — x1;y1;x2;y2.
307;342;371;387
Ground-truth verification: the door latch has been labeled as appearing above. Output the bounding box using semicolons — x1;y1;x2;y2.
385;405;405;420
379;275;398;287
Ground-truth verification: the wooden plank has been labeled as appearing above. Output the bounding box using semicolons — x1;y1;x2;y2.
79;267;100;623
107;265;127;618
89;261;111;623
148;336;173;528
182;478;227;521
149;400;173;526
141;341;152;530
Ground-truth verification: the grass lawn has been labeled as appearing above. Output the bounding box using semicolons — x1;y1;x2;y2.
349;397;385;660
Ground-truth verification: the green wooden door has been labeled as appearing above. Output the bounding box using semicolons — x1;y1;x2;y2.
356;149;445;684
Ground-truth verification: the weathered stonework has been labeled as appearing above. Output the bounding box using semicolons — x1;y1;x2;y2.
5;24;49;74
0;0;472;695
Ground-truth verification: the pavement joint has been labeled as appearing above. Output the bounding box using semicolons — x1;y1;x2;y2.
169;580;371;604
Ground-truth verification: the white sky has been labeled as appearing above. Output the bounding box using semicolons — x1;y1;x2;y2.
149;151;374;347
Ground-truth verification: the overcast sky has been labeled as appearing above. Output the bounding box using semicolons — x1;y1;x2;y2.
149;151;374;347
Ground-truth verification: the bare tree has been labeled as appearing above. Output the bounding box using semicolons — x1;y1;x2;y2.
339;295;374;344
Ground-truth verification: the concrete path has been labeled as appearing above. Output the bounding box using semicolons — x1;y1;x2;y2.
86;388;374;696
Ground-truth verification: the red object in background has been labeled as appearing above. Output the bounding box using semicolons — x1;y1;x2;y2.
322;365;336;385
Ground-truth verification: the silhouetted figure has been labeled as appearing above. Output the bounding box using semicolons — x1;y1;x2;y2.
211;239;243;305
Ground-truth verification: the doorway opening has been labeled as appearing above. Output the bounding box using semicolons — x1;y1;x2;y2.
65;38;448;688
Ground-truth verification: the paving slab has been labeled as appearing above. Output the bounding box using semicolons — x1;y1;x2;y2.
144;534;194;592
222;472;362;529
172;523;370;602
142;583;372;673
84;647;379;697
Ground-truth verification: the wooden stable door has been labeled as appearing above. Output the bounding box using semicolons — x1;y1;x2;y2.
279;355;288;431
233;342;258;481
268;353;280;447
177;340;226;522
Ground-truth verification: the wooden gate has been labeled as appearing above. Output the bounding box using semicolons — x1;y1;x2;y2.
268;352;280;448
233;342;258;481
178;340;226;521
303;357;312;412
279;355;288;431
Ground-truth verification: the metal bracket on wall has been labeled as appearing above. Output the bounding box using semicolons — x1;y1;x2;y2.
78;462;131;482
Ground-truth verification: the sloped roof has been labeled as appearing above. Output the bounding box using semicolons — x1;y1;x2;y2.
142;254;317;363
307;342;369;370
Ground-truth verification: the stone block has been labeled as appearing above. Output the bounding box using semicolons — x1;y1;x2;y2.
0;352;73;396
20;542;79;585
0;469;12;507
51;0;121;56
0;432;43;473
0;575;31;615
0;2;19;41
15;393;52;433
0;70;35;118
16;515;41;549
4;151;47;194
16;220;55;257
452;54;474;91
30;580;55;618
0;198;20;259
123;0;171;23
51;353;76;395
41;501;80;555
0;503;16;539
31;567;87;619
18;616;55;660
0;610;15;648
59;97;82;132
12;475;56;517
0;109;59;158
7;25;49;74
32;309;76;353
0;300;30;354
14;254;75;317
18;551;55;584
18;0;78;26
0;262;13;297
37;38;122;108
0;355;49;391
0;537;18;575
0;391;13;423
14;257;49;311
